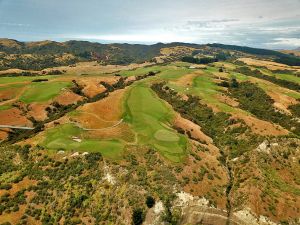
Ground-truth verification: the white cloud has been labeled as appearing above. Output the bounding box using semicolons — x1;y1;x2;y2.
266;38;300;47
0;22;31;27
70;33;196;44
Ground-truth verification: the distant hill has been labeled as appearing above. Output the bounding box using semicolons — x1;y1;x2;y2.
208;43;300;66
280;48;300;57
1;38;300;70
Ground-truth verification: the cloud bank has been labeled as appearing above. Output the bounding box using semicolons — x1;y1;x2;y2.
0;0;299;49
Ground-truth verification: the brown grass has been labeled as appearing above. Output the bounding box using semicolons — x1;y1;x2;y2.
54;90;83;105
238;57;300;71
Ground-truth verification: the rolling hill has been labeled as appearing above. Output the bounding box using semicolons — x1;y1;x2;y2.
0;40;299;225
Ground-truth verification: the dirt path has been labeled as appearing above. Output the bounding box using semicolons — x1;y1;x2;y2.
70;119;124;131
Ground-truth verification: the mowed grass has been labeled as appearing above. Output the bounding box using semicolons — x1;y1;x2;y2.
158;67;194;80
169;70;235;112
258;68;300;84
0;75;56;84
124;83;187;162
0;105;12;110
20;81;72;103
119;65;193;81
119;65;167;77
230;70;300;100
274;73;300;84
42;124;124;159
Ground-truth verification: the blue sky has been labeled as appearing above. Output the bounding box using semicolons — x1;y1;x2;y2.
0;0;300;49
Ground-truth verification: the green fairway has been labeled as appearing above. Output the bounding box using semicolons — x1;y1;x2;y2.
119;65;167;77
274;73;300;84
0;83;26;90
118;65;193;80
20;81;72;103
0;75;56;84
168;71;235;112
124;83;187;162
42;124;124;159
158;67;194;80
0;105;12;110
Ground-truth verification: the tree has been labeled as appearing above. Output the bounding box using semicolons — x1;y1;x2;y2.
231;78;239;88
132;208;144;225
146;196;155;208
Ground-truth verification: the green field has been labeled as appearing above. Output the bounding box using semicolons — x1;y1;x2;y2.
118;65;193;80
42;124;124;159
119;65;167;77
20;81;72;103
158;67;193;80
0;105;12;110
0;75;56;84
0;83;26;90
229;70;300;100
123;83;187;162
274;73;300;84
168;71;235;112
258;68;300;84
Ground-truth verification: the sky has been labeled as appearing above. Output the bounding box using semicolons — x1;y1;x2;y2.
0;0;300;49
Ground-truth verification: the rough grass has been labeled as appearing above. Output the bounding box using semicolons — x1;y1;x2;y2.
263;166;300;196
20;81;72;103
123;83;187;162
42;123;124;159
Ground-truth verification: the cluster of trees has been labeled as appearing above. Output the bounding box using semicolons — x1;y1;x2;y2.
0;54;77;70
45;70;64;75
288;104;300;117
235;66;300;92
32;79;48;83
208;43;300;66
182;56;218;64
0;71;39;77
228;81;300;135
218;77;239;88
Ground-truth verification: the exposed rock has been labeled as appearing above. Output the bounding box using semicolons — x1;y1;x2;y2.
256;140;271;154
70;152;80;157
234;208;278;225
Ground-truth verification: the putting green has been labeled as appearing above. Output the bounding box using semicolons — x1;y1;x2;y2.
154;129;180;142
42;124;124;159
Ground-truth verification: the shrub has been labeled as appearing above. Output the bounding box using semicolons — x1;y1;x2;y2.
145;196;155;208
132;208;144;225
